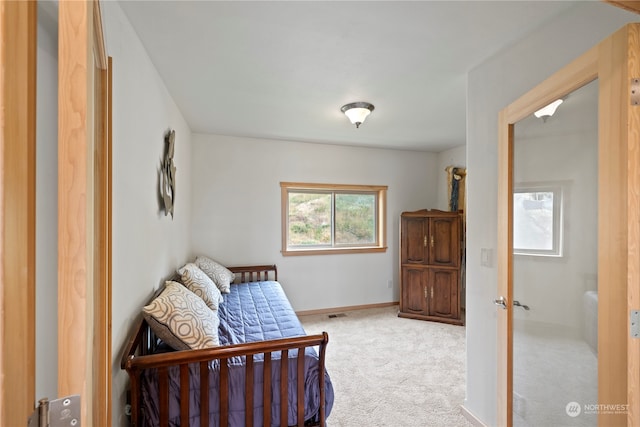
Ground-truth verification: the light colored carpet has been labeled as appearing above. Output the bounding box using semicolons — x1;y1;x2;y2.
513;320;597;427
299;306;472;427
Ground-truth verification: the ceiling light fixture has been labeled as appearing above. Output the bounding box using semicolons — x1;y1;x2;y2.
341;102;375;128
534;99;563;121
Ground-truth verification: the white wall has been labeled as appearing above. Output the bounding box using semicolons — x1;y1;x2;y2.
35;3;58;403
190;134;438;311
102;2;193;424
464;3;637;425
436;145;466;211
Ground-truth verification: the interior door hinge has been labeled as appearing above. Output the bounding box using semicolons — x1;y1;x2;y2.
631;78;640;105
631;310;640;338
28;395;80;427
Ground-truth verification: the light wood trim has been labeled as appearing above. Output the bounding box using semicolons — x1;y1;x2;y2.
92;60;106;425
106;55;114;427
496;110;513;427
281;184;287;255
280;182;388;192
625;24;640;427
93;0;107;70
58;1;93;424
295;301;399;317
498;23;640;426
0;1;37;425
503;44;598;125
92;49;111;426
379;184;387;251
282;246;388;256
280;182;388;256
603;0;640;14
0;4;4;419
598;24;631;426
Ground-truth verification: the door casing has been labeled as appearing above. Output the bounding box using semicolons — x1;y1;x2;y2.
497;23;640;427
0;1;111;425
0;2;37;425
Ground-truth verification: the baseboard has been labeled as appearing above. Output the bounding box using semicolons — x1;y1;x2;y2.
296;301;399;317
460;405;488;427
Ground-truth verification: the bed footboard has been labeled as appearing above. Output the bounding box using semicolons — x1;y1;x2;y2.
124;333;328;427
121;264;329;427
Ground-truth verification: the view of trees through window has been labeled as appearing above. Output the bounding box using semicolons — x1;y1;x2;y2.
288;191;376;246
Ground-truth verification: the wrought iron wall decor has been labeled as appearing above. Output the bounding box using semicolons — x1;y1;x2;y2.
160;129;176;218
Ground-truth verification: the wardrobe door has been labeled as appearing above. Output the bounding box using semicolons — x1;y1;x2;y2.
402;216;428;265
428;217;460;267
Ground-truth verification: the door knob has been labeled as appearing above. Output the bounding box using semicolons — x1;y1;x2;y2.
494;296;507;309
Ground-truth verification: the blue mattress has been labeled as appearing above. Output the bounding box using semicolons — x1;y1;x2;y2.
140;281;334;427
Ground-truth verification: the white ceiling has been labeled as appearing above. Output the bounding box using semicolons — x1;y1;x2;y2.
119;1;580;152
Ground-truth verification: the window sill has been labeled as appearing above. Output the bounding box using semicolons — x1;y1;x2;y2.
281;246;388;257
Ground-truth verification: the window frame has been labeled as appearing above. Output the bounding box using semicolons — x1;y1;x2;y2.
513;184;564;257
280;182;387;256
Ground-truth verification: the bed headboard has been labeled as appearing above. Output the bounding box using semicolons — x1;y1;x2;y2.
228;264;277;284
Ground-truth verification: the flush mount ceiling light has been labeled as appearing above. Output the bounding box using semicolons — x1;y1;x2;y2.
534;99;563;121
341;102;375;128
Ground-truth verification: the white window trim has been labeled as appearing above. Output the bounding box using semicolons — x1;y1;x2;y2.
513;184;564;257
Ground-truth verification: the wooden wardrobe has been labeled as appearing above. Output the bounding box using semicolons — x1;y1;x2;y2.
399;209;464;325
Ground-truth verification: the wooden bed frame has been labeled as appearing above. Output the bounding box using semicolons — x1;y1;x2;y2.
121;265;329;427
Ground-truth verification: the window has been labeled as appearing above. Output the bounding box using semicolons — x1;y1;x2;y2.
281;182;387;256
513;185;563;257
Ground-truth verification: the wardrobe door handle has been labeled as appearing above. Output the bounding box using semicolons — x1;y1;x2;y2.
430;235;434;247
424;235;427;247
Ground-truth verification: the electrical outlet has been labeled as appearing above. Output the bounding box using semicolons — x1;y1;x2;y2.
387;279;393;289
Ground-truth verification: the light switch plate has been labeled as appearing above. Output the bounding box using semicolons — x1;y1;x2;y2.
480;248;493;267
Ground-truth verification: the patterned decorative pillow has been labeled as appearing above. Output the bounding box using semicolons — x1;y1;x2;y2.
194;256;234;294
177;263;224;310
142;281;220;350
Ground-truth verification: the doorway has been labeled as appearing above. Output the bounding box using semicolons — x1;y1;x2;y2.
497;23;640;426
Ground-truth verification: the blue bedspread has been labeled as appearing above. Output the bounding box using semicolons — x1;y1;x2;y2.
140;281;334;427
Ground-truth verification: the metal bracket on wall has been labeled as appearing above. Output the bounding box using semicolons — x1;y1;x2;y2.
632;310;640;338
631;78;640;105
28;395;80;427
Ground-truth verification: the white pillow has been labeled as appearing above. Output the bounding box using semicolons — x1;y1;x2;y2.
177;263;224;310
142;281;220;350
194;256;234;294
